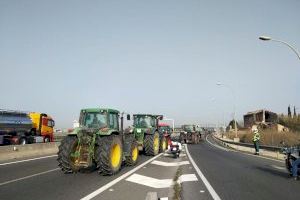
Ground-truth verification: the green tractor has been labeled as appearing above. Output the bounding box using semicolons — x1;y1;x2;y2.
180;124;201;144
57;108;138;175
132;114;167;156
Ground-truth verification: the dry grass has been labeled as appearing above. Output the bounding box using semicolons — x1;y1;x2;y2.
226;130;300;146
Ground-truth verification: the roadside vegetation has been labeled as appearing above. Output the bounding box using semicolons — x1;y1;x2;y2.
226;130;300;147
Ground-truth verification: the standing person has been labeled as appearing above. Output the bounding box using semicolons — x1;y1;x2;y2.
252;128;260;155
291;148;300;180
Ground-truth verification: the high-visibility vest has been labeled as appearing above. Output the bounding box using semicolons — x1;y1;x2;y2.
253;132;260;142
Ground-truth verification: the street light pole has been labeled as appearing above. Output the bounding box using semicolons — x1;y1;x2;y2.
259;36;300;61
216;82;238;138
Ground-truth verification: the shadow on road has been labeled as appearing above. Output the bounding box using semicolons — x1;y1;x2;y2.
255;165;289;179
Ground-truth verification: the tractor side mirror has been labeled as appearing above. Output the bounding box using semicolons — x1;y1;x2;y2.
127;114;131;120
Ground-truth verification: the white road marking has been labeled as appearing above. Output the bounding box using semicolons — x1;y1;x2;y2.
185;144;222;200
0;155;57;166
162;153;186;157
160;197;168;200
200;190;205;193
126;174;172;188
126;173;198;188
0;168;59;186
80;153;162;200
178;174;198;183
151;160;190;167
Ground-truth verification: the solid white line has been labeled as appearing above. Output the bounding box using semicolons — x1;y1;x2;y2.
185;144;222;200
0;168;60;186
80;153;162;200
160;197;168;200
0;155;57;166
206;135;230;152
151;160;190;166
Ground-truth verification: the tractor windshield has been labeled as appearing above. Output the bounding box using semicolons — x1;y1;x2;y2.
183;125;194;132
82;112;107;129
134;116;154;128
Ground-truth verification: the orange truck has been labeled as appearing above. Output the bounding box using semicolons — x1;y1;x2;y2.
28;112;55;143
0;110;55;145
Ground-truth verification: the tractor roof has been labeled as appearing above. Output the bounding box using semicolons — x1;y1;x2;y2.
81;108;119;114
159;123;170;127
133;114;163;117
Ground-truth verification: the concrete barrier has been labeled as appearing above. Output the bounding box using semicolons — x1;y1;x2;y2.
213;135;285;160
0;142;59;162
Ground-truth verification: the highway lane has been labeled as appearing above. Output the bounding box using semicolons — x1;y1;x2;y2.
0;154;150;200
187;134;300;200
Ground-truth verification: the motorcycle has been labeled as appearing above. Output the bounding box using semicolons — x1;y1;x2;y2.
168;141;181;158
282;146;300;176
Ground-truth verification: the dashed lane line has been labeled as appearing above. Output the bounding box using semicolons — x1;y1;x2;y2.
0;155;58;166
0;168;60;187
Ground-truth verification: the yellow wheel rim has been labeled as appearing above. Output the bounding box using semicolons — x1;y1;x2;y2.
132;146;138;162
111;144;121;168
154;136;159;152
162;139;166;150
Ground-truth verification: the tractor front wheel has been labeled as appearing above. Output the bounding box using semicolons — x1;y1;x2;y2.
144;132;160;156
125;140;139;166
96;135;123;175
159;136;167;153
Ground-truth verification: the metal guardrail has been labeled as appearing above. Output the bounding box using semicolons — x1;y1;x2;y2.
213;135;282;152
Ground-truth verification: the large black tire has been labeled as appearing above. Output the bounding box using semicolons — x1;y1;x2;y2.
95;135;123;175
125;140;139;166
159;136;167;153
57;136;78;173
144;132;160;156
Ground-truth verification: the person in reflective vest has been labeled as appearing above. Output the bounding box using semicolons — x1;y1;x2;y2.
252;128;260;155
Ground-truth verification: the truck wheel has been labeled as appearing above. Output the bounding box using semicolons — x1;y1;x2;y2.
44;137;50;143
19;138;27;145
96;135;123;175
159;136;167;153
57;136;78;173
125;140;139;166
144;132;160;156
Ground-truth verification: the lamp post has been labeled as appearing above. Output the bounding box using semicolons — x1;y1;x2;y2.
259;36;300;60
216;82;238;138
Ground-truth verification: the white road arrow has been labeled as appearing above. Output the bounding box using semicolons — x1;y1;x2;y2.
126;174;198;188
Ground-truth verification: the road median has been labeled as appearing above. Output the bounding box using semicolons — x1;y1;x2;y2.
0;142;59;162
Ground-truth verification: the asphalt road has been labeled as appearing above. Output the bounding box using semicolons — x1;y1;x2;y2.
0;135;299;200
187;134;300;200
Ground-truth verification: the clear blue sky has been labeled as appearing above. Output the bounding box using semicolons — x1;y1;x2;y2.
0;0;299;128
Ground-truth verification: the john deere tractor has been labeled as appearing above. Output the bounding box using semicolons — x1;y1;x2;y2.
57;108;138;175
132;114;167;156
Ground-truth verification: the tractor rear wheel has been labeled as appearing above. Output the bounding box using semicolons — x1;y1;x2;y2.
125;140;139;166
96;135;123;175
159;136;167;153
144;132;160;156
57;136;78;173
